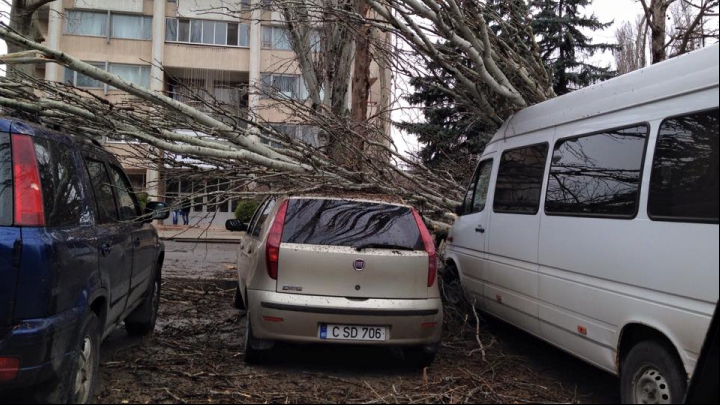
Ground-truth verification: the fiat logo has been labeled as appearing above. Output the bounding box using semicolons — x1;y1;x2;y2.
353;259;366;271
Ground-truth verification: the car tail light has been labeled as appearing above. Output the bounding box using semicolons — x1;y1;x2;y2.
412;209;437;287
0;357;20;382
265;200;289;280
12;134;45;226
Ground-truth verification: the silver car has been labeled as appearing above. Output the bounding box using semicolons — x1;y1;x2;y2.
226;196;443;366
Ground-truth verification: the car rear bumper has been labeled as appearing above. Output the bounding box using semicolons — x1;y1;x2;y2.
0;307;82;388
248;290;443;349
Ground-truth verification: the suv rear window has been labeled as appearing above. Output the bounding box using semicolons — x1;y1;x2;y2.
0;133;11;226
281;199;423;249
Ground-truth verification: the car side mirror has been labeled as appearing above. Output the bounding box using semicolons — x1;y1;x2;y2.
226;219;248;232
454;204;465;216
144;201;170;223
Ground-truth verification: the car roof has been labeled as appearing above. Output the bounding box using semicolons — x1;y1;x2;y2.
0;115;114;160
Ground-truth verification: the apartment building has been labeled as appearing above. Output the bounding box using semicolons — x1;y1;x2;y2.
36;0;393;226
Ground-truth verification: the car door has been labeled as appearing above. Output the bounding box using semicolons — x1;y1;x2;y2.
83;156;135;327
108;164;155;308
450;158;494;308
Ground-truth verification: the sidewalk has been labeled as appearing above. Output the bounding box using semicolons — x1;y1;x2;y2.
155;225;242;243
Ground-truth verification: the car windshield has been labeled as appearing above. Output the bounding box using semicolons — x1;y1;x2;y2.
281;199;423;250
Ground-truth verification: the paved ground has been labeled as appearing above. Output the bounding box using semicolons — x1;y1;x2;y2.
157;226;243;243
162;241;239;279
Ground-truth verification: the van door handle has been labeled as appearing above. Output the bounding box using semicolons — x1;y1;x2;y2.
134;238;141;247
475;226;485;234
101;243;112;256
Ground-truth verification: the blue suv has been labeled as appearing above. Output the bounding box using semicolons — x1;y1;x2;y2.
0;118;169;403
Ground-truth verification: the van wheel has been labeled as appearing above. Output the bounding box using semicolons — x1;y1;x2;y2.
36;312;101;404
243;312;264;364
233;284;245;310
621;340;687;404
125;275;161;336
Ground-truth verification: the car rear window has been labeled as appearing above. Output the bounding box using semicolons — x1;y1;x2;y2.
0;133;11;226
281;199;424;249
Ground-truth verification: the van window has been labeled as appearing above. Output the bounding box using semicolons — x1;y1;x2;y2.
470;160;493;214
109;165;140;221
493;144;549;214
0;134;12;226
85;159;119;224
281;199;424;250
34;138;85;227
648;109;719;223
545;125;648;217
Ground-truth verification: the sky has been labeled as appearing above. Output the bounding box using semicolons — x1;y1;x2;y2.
0;1;691;156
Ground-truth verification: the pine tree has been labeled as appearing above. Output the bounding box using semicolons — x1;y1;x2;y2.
395;42;490;180
397;2;534;177
532;0;618;95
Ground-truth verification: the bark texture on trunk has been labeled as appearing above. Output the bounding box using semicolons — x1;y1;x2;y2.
8;0;55;78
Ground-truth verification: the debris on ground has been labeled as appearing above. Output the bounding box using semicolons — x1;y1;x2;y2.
97;278;619;404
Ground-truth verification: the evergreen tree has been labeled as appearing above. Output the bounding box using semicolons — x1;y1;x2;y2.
397;2;534;177
532;0;618;95
395;42;490;180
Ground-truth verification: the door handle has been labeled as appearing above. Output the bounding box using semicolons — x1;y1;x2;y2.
101;243;112;256
475;226;485;234
134;238;141;247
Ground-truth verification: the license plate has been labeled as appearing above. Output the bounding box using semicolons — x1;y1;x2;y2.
319;324;387;341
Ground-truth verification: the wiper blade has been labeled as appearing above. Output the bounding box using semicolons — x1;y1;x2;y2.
354;243;416;252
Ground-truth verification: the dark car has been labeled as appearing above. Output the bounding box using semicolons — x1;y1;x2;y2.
0;118;169;403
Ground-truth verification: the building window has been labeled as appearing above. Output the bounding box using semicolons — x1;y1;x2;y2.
65;11;108;37
262;124;319;148
111;14;153;40
648;109;719;223
64;62;106;88
108;64;151;89
260;74;307;100
66;10;152;40
166;18;250;47
545;125;648;218
493;143;549;215
262;26;292;50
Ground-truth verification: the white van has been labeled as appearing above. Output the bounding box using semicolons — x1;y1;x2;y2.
445;45;718;404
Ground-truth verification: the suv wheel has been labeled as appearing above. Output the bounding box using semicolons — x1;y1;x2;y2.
621;340;687;404
36;312;101;404
125;271;161;336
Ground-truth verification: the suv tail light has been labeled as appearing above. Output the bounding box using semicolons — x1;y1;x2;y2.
0;357;20;382
266;200;289;280
11;134;45;227
412;209;437;287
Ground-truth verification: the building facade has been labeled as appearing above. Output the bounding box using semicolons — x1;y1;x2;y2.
36;0;393;226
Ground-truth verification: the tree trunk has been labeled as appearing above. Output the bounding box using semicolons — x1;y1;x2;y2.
350;0;372;169
650;0;671;63
8;0;53;78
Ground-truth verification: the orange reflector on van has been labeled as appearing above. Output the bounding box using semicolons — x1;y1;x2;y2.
0;357;20;382
421;322;437;329
495;294;503;303
577;325;587;335
263;316;284;323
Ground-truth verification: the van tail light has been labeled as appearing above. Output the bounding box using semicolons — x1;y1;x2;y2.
265;200;289;280
412;209;437;287
11;134;45;227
